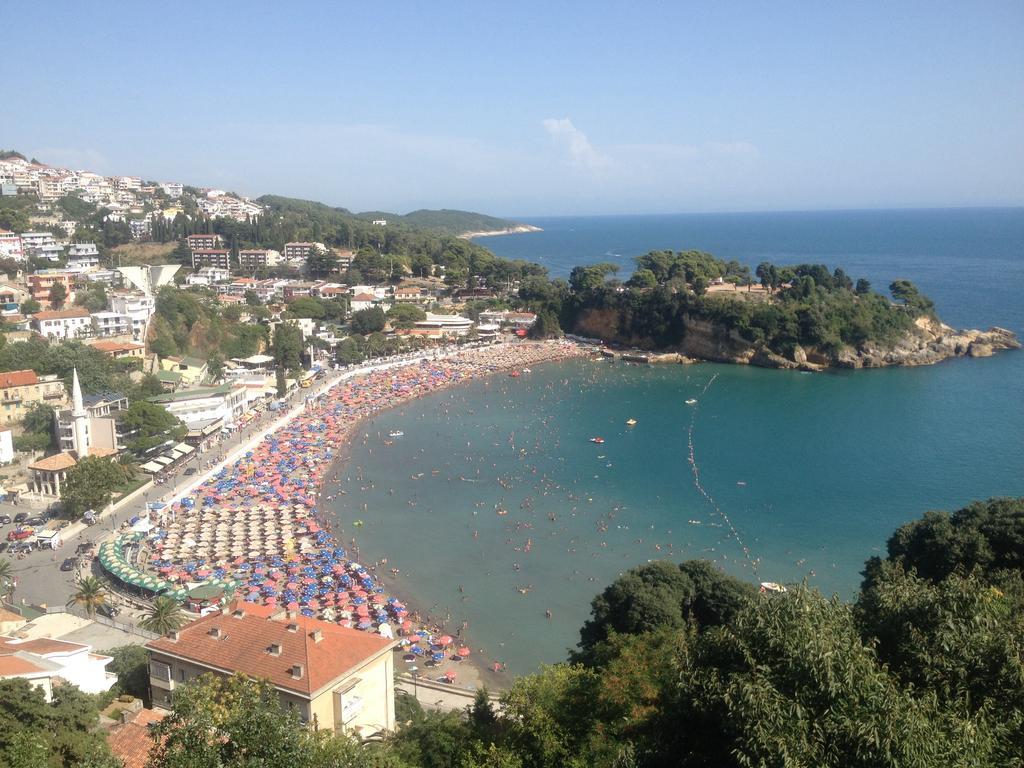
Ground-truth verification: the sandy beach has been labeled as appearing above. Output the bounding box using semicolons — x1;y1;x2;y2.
132;341;587;691
460;224;543;240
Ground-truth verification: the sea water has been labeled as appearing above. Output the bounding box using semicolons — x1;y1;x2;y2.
329;208;1024;675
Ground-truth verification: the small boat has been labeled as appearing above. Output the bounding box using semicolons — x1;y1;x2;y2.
589;437;605;444
389;430;404;437
759;582;787;594
685;398;698;405
625;418;637;426
522;368;532;373
509;371;521;378
736;480;746;486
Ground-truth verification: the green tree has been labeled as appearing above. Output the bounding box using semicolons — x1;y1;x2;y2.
74;283;108;313
104;645;151;702
139;596;187;635
576;560;754;658
350;307;386;335
244;289;262;306
273;321;304;371
0;678;118;767
22;402;55;438
60;455;124;518
288;296;327;319
121;400;186;455
48;282;68;309
387;303;427;329
20;298;41;314
626;268;658;289
0;560;15;602
855;277;872;295
67;575;109;618
569;263;618;294
13;432;51;453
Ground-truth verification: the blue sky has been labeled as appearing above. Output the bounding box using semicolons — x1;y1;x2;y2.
5;1;1023;216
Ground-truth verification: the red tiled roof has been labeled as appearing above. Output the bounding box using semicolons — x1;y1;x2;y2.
107;709;165;768
146;602;395;697
352;293;376;302
28;452;78;472
0;655;49;676
0;635;87;656
89;340;145;353
0;370;38;388
32;307;91;321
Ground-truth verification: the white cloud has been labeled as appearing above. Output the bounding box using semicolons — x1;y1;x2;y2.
542;118;611;171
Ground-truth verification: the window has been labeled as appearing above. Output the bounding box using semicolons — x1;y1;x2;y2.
179;668;187;682
149;661;171;682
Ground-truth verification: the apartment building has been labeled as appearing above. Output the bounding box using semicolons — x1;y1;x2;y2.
191;249;231;270
90;311;133;338
238;249;281;270
283;242;324;261
0;229;24;261
0;370;67;423
27;270;75;306
185;233;223;250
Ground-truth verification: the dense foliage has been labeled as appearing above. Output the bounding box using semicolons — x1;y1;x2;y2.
151;286;269;360
0;678;118;767
520;250;933;358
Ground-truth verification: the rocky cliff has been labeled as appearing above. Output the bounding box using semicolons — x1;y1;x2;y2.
573;308;1020;371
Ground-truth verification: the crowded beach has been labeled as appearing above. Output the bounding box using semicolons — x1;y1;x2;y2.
103;341;587;686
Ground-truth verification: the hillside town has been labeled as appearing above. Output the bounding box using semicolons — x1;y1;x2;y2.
0;151;548;764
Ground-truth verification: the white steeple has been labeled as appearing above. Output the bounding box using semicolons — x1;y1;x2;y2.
71;367;89;458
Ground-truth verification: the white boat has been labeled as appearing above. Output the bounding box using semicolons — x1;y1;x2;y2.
759;582;787;594
625;418;637;426
389;430;404;438
685;398;698;405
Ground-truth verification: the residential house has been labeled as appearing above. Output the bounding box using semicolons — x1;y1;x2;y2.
90;311;133;338
106;708;166;768
186;234;224;250
88;339;146;360
350;293;379;313
335;250;355;271
0;370;66;424
147;383;247;430
66;242;100;273
32;307;93;339
393;285;430;305
0;283;27;315
160;182;183;198
185;267;230;287
478;310;537;329
282;282;317;301
146;602;396;735
129;219;151;239
0;429;13;464
0;229;23;261
0;635;116;701
27;270;75;307
238;249;281;270
191;249;231;270
20;231;57;252
160;356;208;387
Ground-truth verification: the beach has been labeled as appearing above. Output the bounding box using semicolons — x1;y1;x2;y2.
131;341;587;690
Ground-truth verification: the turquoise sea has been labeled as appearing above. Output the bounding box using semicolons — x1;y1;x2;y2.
329;209;1024;675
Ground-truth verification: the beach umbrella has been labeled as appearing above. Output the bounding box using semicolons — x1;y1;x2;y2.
437;635;453;646
457;647;471;657
431;652;445;662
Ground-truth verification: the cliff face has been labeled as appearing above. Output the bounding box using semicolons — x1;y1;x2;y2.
574;309;1021;370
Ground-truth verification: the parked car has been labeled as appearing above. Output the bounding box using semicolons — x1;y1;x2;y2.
13;512;29;524
76;541;94;554
60;557;77;572
9;541;33;554
6;528;33;541
184;467;197;476
0;542;8;553
0;514;11;525
96;603;120;619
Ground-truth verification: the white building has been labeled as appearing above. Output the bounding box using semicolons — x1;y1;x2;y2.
0;429;12;464
147;384;248;430
32;307;93;339
185;266;230;287
414;312;474;336
90;311;133;337
20;231;57;251
0;229;23;261
109;291;156;339
66;243;101;272
160;182;183;198
0;634;116;701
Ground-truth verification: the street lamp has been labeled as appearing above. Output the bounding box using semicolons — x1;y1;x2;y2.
410;666;419;699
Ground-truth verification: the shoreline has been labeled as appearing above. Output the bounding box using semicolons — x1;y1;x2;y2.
140;341;589;693
460;224;543;240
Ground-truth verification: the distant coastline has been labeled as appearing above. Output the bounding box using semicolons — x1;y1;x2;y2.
461;224;543;240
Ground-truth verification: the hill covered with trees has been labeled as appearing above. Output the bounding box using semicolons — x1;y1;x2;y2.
518;250;1019;369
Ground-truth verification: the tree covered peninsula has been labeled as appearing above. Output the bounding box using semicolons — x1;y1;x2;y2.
520;250;1019;369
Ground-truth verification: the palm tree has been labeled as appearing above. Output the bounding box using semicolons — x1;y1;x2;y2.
0;559;15;602
117;454;141;483
67;576;108;618
139;596;186;635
